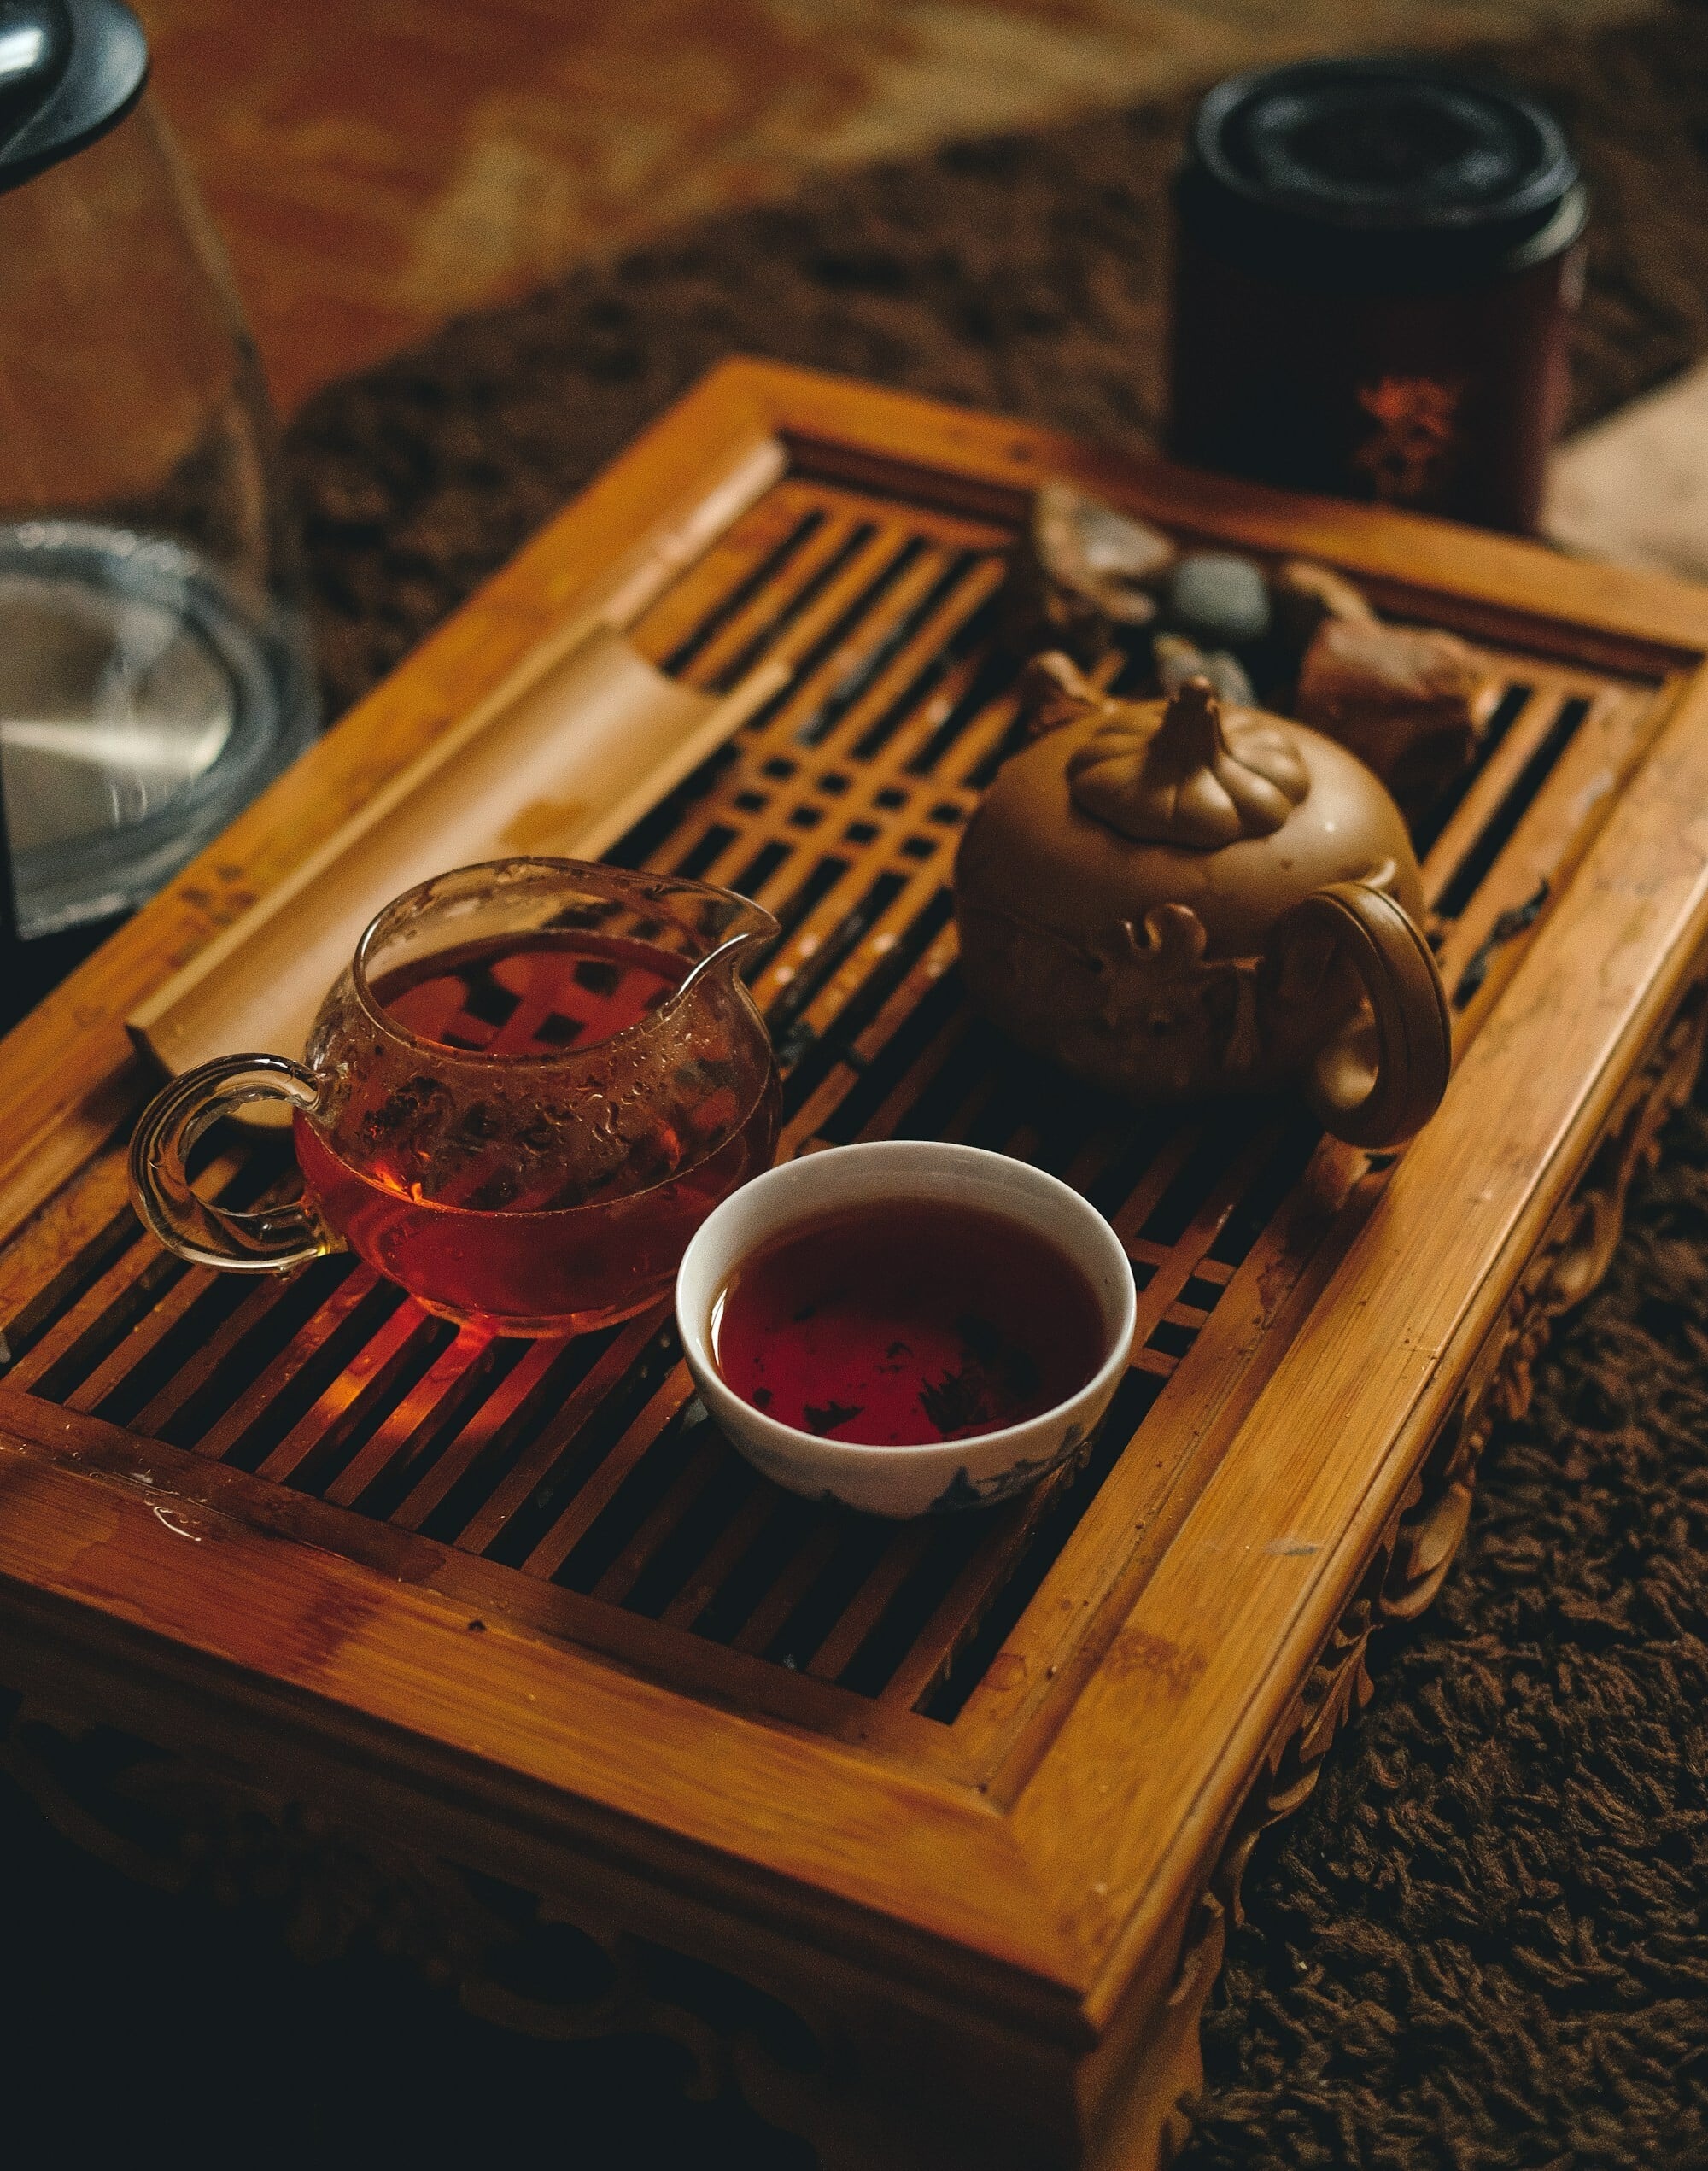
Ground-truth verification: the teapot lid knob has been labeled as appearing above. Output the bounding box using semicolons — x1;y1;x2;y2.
1068;674;1310;849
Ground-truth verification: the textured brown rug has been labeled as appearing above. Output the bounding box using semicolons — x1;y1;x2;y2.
288;6;1708;726
6;7;1708;2166
1190;1102;1708;2168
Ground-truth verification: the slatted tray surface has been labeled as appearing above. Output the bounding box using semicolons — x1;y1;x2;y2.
0;460;1669;1772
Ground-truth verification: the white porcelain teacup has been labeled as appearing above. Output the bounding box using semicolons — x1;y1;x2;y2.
675;1140;1138;1519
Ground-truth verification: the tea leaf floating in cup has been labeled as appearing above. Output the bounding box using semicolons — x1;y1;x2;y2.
675;1139;1138;1517
711;1198;1107;1447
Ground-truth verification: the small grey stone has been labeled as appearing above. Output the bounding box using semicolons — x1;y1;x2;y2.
1167;552;1271;648
1155;634;1255;706
1155;633;1205;693
1198;649;1256;705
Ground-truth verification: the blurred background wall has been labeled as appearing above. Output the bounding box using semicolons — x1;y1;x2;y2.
137;0;1659;415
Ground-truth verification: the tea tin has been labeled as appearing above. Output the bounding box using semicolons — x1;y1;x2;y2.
1168;56;1588;533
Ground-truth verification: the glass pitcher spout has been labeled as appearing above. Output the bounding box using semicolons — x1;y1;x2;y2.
676;896;780;998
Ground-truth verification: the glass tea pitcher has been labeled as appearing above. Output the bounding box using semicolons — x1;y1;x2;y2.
0;0;316;963
131;861;783;1338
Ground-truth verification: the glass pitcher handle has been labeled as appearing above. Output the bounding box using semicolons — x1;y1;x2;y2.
128;1055;337;1273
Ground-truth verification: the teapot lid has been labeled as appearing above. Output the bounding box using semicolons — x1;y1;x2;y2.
1068;674;1310;849
0;1;149;196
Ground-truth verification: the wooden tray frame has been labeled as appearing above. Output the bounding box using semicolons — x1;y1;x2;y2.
3;360;1708;2168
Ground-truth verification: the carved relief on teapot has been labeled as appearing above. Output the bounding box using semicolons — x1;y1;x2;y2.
953;658;1451;1147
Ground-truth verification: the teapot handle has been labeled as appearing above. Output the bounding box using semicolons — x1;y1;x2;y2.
1274;882;1452;1148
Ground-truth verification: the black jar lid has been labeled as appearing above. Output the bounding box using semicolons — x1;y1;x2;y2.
0;0;149;196
1176;56;1586;292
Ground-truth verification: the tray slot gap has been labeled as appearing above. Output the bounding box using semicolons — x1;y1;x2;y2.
1434;692;1594;921
768;871;911;1064
136;1260;349;1446
4;1148;254;1396
673;823;740;881
191;1268;401;1469
816;973;966;1146
325;1330;523;1515
859;1006;991;1146
807;1520;937;1684
658;1478;775;1630
1;1189;143;1370
660;506;828;680
918;1366;1167;1722
456;1312;667;1564
1410;678;1532;859
78;1264;272;1427
693;512;877;693
793;547;977;748
1202;1113;1325;1273
906;651;1017;781
715;524;905;705
399;1333;589;1538
724;838;792;906
572;1407;729;1601
846;590;999;766
758;1516;898;1675
623;1452;761;1621
834;1517;992;1698
766;855;853;953
779;887;956;1121
525;1365;698;1583
256;1303;449;1489
689;1492;820;1645
728;1516;846;1656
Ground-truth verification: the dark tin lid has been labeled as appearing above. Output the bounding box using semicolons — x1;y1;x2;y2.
1176;55;1587;293
0;0;148;195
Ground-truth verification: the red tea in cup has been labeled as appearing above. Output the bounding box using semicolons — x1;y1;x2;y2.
711;1197;1106;1446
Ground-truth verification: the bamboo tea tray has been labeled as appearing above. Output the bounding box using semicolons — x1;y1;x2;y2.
4;361;1708;2169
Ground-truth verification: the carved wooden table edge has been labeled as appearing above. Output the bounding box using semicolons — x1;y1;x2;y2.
1139;963;1708;2163
3;359;1708;2170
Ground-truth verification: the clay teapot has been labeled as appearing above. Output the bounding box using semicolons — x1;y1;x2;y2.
953;657;1452;1147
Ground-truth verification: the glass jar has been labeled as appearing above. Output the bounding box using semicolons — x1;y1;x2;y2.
0;0;316;992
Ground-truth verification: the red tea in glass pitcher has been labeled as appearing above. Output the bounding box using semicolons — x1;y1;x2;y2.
131;860;781;1336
